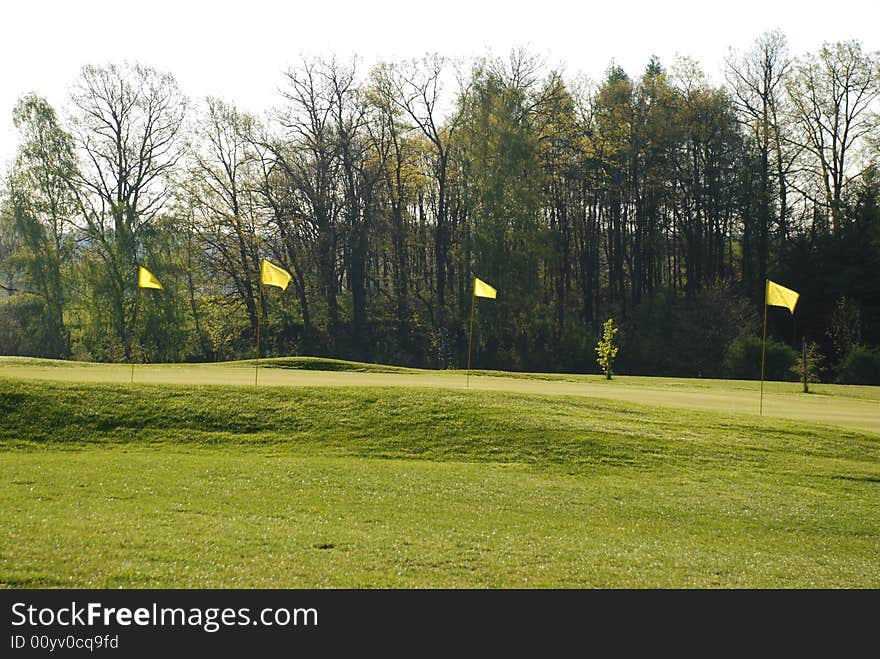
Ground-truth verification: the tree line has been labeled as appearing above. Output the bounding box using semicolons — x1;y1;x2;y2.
2;33;879;383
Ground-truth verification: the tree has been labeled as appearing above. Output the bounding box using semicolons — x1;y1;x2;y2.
788;41;880;232
726;30;795;296
0;198;18;296
6;93;79;357
1;44;878;376
790;340;825;390
455;52;550;369
268;57;346;351
69;62;187;359
593;64;634;313
325;57;381;361
187;97;263;346
596;317;619;379
250;129;315;355
630;58;679;307
827;296;862;363
670;58;743;296
366;62;427;356
381;54;466;330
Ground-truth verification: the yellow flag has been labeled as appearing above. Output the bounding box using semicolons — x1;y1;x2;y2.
138;266;163;290
474;277;497;299
766;279;799;313
260;259;292;291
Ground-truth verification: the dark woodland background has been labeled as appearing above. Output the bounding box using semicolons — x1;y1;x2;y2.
2;33;879;383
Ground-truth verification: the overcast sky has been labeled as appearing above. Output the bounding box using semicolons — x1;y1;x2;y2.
2;0;878;175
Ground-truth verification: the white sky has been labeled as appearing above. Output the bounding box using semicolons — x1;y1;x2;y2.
1;0;878;175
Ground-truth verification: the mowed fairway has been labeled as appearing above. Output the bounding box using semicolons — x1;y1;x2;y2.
1;357;878;588
2;356;878;434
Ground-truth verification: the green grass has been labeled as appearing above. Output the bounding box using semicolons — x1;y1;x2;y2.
1;367;878;588
2;355;878;434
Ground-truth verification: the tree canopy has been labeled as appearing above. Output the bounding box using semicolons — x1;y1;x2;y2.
2;37;879;384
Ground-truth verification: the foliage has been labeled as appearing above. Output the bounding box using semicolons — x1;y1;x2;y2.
789;340;826;385
595;317;619;379
836;345;880;385
4;94;78;358
620;284;757;377
0;42;877;375
723;335;798;381
0;295;64;358
827;297;862;361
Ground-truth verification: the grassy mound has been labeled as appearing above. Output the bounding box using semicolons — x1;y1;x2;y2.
3;355;878;436
1;376;878;588
241;355;422;374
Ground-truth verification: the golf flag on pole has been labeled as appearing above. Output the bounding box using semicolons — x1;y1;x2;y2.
260;259;292;291
766;280;799;314
255;259;291;389
138;266;163;290
467;277;497;389
131;266;162;383
474;277;497;299
760;278;800;415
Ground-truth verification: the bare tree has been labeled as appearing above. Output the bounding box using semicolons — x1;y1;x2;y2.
324;58;379;360
379;54;466;328
68;62;187;357
366;62;425;344
268;57;344;344
726;30;795;293
787;41;880;232
250;131;314;352
187;97;262;338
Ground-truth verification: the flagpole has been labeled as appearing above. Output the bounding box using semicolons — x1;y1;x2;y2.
760;279;768;415
255;282;262;389
466;285;476;389
130;284;142;384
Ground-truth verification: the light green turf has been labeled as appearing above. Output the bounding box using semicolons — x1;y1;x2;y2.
0;373;878;588
1;355;877;434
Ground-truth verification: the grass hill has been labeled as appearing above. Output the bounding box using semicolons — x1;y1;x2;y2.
0;357;878;587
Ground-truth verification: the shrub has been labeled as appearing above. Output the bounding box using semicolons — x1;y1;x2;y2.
0;294;65;357
620;283;758;378
836;345;880;385
596;318;620;380
723;335;798;381
789;341;826;385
